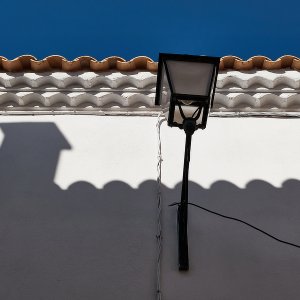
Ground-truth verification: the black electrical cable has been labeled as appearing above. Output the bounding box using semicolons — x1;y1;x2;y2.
169;202;300;249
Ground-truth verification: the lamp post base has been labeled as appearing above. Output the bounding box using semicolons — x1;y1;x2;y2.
178;203;189;271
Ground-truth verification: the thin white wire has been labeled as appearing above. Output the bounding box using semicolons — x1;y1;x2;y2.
156;112;164;300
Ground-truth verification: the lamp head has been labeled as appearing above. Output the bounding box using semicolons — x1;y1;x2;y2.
155;53;220;130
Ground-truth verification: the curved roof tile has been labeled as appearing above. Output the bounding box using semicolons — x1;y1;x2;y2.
0;55;300;72
1;69;300;89
0;69;300;112
0;92;299;112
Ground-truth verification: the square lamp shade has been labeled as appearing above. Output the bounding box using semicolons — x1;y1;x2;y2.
155;53;220;129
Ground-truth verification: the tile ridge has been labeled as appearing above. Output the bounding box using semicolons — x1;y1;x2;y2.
0;55;299;72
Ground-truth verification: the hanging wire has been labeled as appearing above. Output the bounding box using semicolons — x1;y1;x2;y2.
169;202;300;249
156;113;165;300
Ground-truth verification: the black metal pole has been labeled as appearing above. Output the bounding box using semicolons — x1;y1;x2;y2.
178;119;196;271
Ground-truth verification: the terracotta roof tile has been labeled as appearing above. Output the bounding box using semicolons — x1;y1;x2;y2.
219;55;300;71
0;55;299;72
0;56;158;72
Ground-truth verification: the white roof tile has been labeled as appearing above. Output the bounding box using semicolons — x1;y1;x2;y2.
0;70;299;114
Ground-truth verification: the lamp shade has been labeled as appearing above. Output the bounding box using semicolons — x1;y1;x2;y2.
155;53;220;129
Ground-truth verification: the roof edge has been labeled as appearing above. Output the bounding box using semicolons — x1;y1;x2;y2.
0;55;300;72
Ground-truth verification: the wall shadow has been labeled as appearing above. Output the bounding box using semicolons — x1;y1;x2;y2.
0;122;300;300
163;180;300;300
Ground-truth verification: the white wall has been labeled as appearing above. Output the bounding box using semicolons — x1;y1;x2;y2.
0;115;300;299
161;118;300;299
162;116;300;187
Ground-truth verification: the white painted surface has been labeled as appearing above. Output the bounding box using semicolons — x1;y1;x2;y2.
0;114;300;299
0;115;158;189
0;127;4;147
53;115;158;189
161;117;300;188
1;115;300;189
0;115;158;300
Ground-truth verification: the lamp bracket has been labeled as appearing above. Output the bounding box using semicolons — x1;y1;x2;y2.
183;118;196;136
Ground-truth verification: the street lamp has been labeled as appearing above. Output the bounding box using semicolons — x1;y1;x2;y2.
155;53;220;271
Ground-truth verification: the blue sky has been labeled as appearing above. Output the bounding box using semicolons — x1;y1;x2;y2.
1;0;299;61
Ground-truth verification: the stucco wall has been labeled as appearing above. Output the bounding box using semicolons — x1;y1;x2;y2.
0;115;300;299
161;117;300;299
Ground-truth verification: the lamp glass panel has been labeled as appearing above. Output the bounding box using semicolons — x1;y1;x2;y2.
166;60;214;96
173;105;204;125
159;63;171;107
